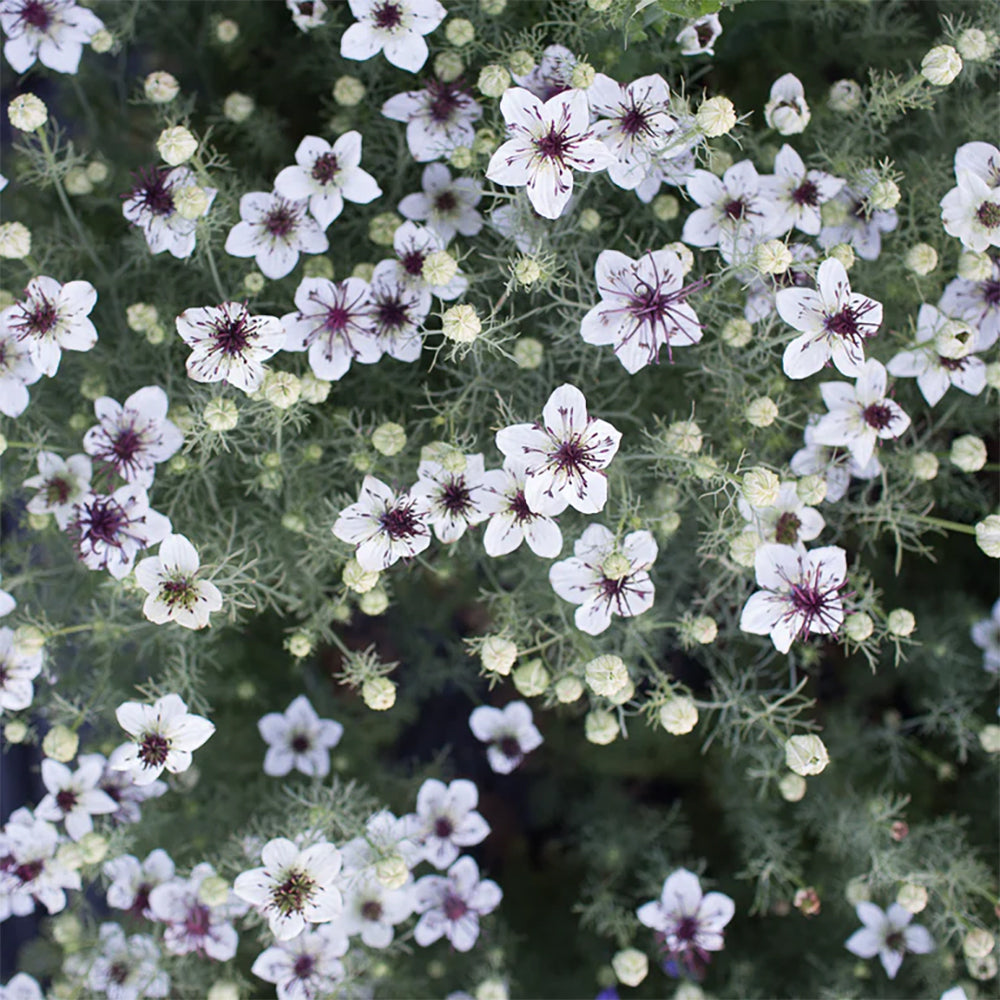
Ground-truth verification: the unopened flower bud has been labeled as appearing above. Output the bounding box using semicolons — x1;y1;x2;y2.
215;17;239;43
286;632;313;658
513;336;544;369
663;241;694;274
585;655;629;698
828;79;863;112
449;145;473;169
508;49;533;75
979;724;1000;754
434;50;464;83
921;45;963;85
935;319;975;359
653;194;679;221
206;983;240;1000
664;420;702;455
964;928;995;958
199;875;231;906
513;257;542;287
896;883;928;914
796;474;827;505
64;167;93;195
827;242;855;270
695;96;737;137
555;676;583;703
886;608;916;637
262;371;301;409
976;514;1000;558
742;468;781;508
512;658;550;697
951;434;987;472
362;677;397;710
375;852;409;888
957;27;993;61
910;451;938;481
9;93;47;131
223;92;254;123
755;239;792;275
659;696;698;735
157;126;198;166
478;64;511;98
333;75;365;107
343;559;380;594
418;250;456;288
721;317;753;347
174;185;211;220
579;208;601;232
0;222;31;259
52;913;82;946
89;28;112;52
585;709;619;745
959;250;993;281
480;637;517;676
359;587;388;616
570;61;595;89
612;948;648;987
204;398;238;432
442;304;481;344
126;303;158;332
3;719;29;743
729;531;760;567
43;725;78;762
745;396;778;427
299;372;330;404
778;771;807;802
844;612;874;642
371;422;406;456
785;734;829;776
904;243;938;276
144;71;179;103
14;625;45;656
868;178;901;211
78;831;108;864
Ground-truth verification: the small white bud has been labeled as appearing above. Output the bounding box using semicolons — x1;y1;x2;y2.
844;612;874;642
333;76;365;107
612;949;648;987
745;396;779;427
976;514;1000;558
585;654;630;698
755;239;792;275
86;160;109;184
796;474;827;505
42;725;79;763
585;709;619;745
8;93;47;131
659;697;698;735
896;883;928;914
512;659;550;697
206;983;240;1000
286;632;313;658
442;304;481;344
729;531;760;568
262;371;301;410
979;724;1000;754
78;831;108;864
362;677;397;711
964;928;996;958
64;166;93;195
198;875;232;906
827;242;855;270
828;79;863;112
89;28;113;52
475;979;508;1000
652;194;679;221
3;719;29;743
371;422;407;456
144;71;179;103
778;771;807;802
508;50;534;76
157;126;198;166
375;853;409;888
904;243;938;276
477;64;511;98
695;96;737;137
721;317;753;347
343;559;380;594
554;676;583;703
950;434;987;472
664;420;703;455
299;372;331;404
579;208;601;232
868;178;901;211
784;734;829;776
481;636;517;676
434;50;464;83
513;336;544;369
958;250;993;281
570;61;595;90
886;609;916;637
910;451;938;481
689;615;718;645
204;398;238;432
223;92;255;123
742;468;781;508
956;27;993;61
445;17;474;46
215;17;239;43
0;222;31;260
921;45;963;86
359;587;388;616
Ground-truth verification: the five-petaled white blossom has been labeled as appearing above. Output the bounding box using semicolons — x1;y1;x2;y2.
486;86;615;219
383;80;483;163
408;778;491;870
468;700;543;774
740;543;847;653
845;901;934;979
0;321;42;417
413;856;502;952
122;166;217;259
762;144;844;237
251;923;349;1000
35;757;118;841
398;163;483;243
0;626;43;714
479;459;563;559
257;695;344;778
366;259;431;361
495;383;621;516
550;524;657;635
134;534;223;630
1;0;104;74
23;451;91;528
339;0;445;73
409;452;489;543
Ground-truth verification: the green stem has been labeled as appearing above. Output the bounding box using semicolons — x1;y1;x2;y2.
912;514;977;536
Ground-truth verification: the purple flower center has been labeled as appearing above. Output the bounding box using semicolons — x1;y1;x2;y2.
161;578;196;609
696;21;715;46
774;511;802;545
510;490;534;523
264;205;297;238
323;305;351;333
552;437;587;475
131;168;175;217
976;201;1000;229
791;180;819;206
20;0;51;31
14;295;59;340
427;81;465;123
674;915;700;945
782;560;845;640
401;250;425;276
443;891;468;921
619;102;654;138
45;476;72;506
110;426;144;470
434;816;454;838
374;294;409;333
822;297;879;347
138;732;171;767
723;198;747;220
80;496;129;545
211;312;253;355
311;153;339;185
55;789;79;812
983;279;1000;306
183;903;212;939
361;899;384;921
440;479;472;515
14;859;44;884
434;191;457;213
272;869;316;916
109;962;130;986
372;1;402;29
293;954;316;978
862;402;894;430
379;500;421;540
498;734;521;759
290;732;311;753
535;126;570;162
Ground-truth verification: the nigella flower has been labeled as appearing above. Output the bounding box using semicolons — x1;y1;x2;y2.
382;78;482;163
287;0;327;31
940;169;1000;253
790;415;880;504
495;383;622;516
739;543;848;653
409;452;489;543
486;87;616;220
23;451;91;529
34;757;117;841
408;778;491;870
468;701;543;774
762;144;844;237
0;0;104;74
122;166;217;259
887;303;987;406
175;301;286;394
224;192;328;280
413;856;502;952
587;73;680;192
0;323;41;417
738;481;825;547
479;458;563;559
82;386;183;487
0;625;43;714
274;132;381;231
776;258;883;379
257;695;344;778
675;13;722;55
581;247;703;372
812;360;911;467
103;849;176;918
763;73;811;135
333;475;432;571
339;0;446;73
636;868;735;977
233;837;343;942
845;902;934;979
818;173;897;260
388;220;468;300
251;923;349;1000
939;256;1000;349
1;275;98;377
71;923;170;1000
134;533;223;630
341;870;415;948
398;163;483;244
109;693;215;786
549;524;657;635
282;276;380;381
69;483;171;579
366;259;431;362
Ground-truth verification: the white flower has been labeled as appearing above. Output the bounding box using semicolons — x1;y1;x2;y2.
175;301;286;394
682;160;782;264
0;807;81;920
0;627;42;714
274;132;381;231
0;973;43;1000
340;0;445;72
81;922;170;1000
398;163;483;243
887;304;987;406
409;452;489;543
920;44;962;86
764;73;811;135
763;144;844;237
587;73;680;192
818;175;898;260
777;257;883;379
940;255;1000;349
70;483;171;579
1;0;104;74
333;475;432;571
22;451;90;529
224;192;328;280
91;756;166;827
0;275;97;377
738;481;825;546
82;386;183;487
636;868;735;975
341;870;415;947
149;863;245;961
282;276;380;381
845;901;935;979
494;383;621;516
790;415;880;502
287;0;327;32
382;79;482;163
409;778;491;869
251;923;348;1000
740;543;847;653
812;360;910;467
468;700;543;774
103;849;176;917
581;247;702;372
123;166;216;259
479;459;563;558
486;86;615;220
233;837;343;941
940;170;1000;253
109;693;215;786
549;524;657;635
134;534;223;630
258;695;344;778
971;598;1000;673
34;757;117;841
367;259;431;361
0;322;41;417
413;856;502;951
676;13;722;55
